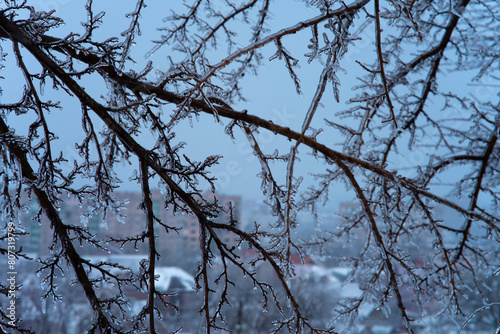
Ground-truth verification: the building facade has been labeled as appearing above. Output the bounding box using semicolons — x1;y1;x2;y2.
17;190;242;268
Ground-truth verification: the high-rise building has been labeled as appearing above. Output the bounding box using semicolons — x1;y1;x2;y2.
17;190;242;268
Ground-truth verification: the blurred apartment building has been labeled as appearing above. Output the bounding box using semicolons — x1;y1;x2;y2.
18;191;241;267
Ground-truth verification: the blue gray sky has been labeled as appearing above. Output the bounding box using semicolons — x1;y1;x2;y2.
1;1;484;209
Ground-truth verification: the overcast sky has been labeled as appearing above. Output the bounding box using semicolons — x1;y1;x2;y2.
0;2;342;203
1;1;483;210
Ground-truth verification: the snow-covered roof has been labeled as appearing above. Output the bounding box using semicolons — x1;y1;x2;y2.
294;264;362;298
82;256;195;292
329;267;351;278
154;267;195;292
85;254;147;273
